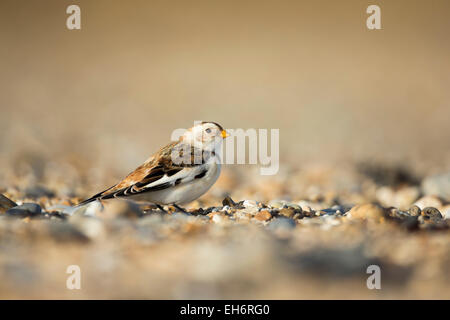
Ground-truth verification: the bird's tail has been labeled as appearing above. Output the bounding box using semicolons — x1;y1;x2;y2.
75;196;99;207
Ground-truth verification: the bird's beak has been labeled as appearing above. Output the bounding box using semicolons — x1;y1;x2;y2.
221;130;230;138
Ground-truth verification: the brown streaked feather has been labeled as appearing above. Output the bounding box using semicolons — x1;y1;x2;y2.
77;141;214;206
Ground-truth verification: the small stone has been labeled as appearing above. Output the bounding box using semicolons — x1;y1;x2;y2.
375;187;395;207
408;205;421;217
414;196;442;210
286;203;302;211
211;213;229;224
386;208;419;229
293;213;302;219
241;207;258;215
268;200;286;209
417;215;448;230
387;208;410;219
190;207;209;215
6;203;42;217
416;206;446;229
72;201;103;217
279;208;295;218
422;172;450;200
331;205;352;214
296;200;317;212
234;211;251;221
302;210;316;218
441;205;450;220
347;203;385;222
396;186;421;208
0;194;17;213
222;196;237;207
421;207;442;219
268;217;296;231
320;208;341;215
254;210;272;221
303;206;313;213
242;200;258;208
376;186;420;209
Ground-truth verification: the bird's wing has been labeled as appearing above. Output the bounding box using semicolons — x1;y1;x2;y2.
77;142;213;205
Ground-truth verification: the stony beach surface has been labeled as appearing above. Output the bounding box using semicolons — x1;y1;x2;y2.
2;0;450;301
0;163;449;299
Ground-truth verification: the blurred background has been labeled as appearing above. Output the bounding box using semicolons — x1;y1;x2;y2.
0;0;450;300
1;0;449;186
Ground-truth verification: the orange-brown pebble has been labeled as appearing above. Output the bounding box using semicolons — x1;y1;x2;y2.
254;210;272;221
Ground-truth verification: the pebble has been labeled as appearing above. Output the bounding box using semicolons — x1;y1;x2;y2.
222;196;237;207
384;207;419;230
346;203;385;222
408;205;421;217
320;208;343;215
6;203;42;218
421;172;450;200
392;208;410;218
46;204;77;215
286;203;302;210
414;196;442;210
315;210;326;216
211;213;229;224
414;207;446;230
268;200;287;209
279;208;295;218
331;205;352;214
295;200;321;212
0;194;17;213
440;205;450;220
254;210;272;221
267;217;296;231
421;207;442;219
417;215;448;230
242;200;259;208
233;210;250;221
239;205;259;215
72;201;103;217
376;186;420;209
397;186;421;207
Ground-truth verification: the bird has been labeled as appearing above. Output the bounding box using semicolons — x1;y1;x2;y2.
77;122;229;212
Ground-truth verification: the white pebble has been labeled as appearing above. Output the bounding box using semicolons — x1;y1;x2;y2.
243;200;259;208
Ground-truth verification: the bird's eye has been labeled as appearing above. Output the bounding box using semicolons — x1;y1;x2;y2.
205;128;211;134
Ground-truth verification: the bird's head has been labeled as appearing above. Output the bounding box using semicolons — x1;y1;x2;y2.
181;121;229;151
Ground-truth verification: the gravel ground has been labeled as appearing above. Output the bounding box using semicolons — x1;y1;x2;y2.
0;163;449;299
2;0;450;301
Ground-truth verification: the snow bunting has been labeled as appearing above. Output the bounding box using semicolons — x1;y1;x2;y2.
78;122;229;211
